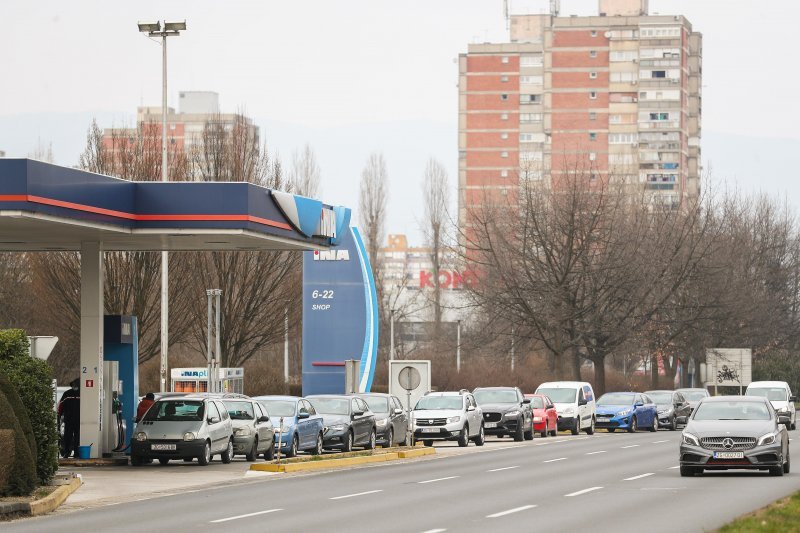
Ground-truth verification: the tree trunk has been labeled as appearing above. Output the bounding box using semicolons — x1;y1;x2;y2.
593;358;606;396
651;353;659;389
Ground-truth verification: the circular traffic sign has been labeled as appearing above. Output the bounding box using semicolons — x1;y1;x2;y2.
398;366;421;391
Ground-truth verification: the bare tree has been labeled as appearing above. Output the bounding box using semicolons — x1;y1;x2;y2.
289;143;322;197
421;158;450;337
29;137;54;163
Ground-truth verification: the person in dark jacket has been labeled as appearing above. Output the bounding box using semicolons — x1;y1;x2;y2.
136;392;156;422
58;378;80;458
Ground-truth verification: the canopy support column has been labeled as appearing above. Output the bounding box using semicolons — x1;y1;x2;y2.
79;241;104;458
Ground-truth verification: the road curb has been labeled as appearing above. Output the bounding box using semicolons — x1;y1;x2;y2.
250;448;435;473
0;476;82;518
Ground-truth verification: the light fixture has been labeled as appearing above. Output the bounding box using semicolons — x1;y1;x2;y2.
137;21;162;33
163;21;187;32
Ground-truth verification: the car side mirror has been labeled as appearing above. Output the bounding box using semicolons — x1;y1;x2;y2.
298;412;310;420
394;408;403;415
353;410;364;417
522;398;531;404
778;414;791;425
547;404;555;409
258;415;270;423
634;402;644;408
208;416;220;424
467;405;476;411
791;396;797;402
578;398;588;406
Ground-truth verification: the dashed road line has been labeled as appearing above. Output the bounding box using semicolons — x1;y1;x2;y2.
565;486;604;497
543;457;567;463
488;466;520;472
624;473;655;481
330;490;383;500
668;465;680;469
652;440;669;444
486;504;537;518
210;509;282;523
418;476;459;484
586;450;607;455
420;529;447;533
621;444;640;449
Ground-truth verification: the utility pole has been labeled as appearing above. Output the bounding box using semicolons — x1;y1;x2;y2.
456;320;461;373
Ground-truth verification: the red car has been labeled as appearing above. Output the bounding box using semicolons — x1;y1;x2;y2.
525;394;558;438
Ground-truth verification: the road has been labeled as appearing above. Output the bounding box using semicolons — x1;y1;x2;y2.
6;429;800;532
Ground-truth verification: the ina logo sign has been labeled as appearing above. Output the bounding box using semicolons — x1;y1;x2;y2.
313;250;350;261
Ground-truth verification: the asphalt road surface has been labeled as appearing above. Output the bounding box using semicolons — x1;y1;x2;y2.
7;429;800;532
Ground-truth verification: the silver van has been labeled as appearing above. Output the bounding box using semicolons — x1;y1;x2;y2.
131;396;234;466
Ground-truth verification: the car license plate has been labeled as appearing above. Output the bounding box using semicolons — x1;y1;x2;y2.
151;443;176;451
422;428;439;433
713;451;744;459
485;422;497;428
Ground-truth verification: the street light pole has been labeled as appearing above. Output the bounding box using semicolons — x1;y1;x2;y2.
138;20;186;392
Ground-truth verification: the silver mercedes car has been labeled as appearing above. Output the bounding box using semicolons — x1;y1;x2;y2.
679;396;790;477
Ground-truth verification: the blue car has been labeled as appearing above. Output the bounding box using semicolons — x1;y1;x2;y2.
595;392;658;433
253;396;324;457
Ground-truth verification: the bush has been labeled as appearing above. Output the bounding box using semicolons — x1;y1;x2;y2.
0;330;59;485
0;384;37;496
0;373;37;462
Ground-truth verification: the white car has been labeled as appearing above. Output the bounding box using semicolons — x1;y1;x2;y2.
412;391;485;447
534;381;596;435
746;381;796;430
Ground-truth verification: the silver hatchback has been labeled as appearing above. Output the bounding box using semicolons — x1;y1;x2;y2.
131;396;234;466
222;398;275;461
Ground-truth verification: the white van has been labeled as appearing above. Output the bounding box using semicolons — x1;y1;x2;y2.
745;381;796;430
534;381;596;435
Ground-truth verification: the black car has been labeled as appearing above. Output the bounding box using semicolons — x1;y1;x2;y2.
473;387;533;441
644;389;692;430
306;395;377;452
351;393;410;447
679;396;790;477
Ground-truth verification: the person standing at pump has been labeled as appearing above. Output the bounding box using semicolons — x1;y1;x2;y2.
58;378;80;458
137;392;155;422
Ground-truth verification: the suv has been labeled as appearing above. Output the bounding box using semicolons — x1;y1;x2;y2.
131;395;234;466
473;387;533;441
412;391;485;447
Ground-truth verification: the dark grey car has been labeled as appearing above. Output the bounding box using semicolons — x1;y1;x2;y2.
352;393;410;447
676;388;710;415
307;395;377;452
644;389;692;430
473;387;533;441
222;398;275;461
679;396;790;477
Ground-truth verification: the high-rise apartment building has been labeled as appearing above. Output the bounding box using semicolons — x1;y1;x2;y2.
458;0;701;229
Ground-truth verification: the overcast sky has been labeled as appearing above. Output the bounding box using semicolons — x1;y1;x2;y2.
3;0;800;242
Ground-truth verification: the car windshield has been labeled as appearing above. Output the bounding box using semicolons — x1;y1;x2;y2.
223;400;254;420
528;397;545;409
308;398;350;415
473;390;518;405
360;396;389;414
144;400;204;422
259;400;296;418
415;396;463;410
646;392;673;405
680;390;708;401
536;388;577;403
597;393;634;406
693;401;771;421
746;388;788;402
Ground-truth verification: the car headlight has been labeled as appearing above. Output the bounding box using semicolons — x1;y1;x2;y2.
562;407;575;415
233;427;251;437
447;416;461;424
758;432;777;446
328;424;346;432
183;431;196;441
376;419;388;428
618;409;631;417
657;409;669;415
533;416;543;423
777;407;790;413
505;410;520;418
682;432;700;446
135;432;148;442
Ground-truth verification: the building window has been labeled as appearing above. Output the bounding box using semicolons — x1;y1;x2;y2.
500;75;509;82
589;91;597;99
591;30;598;37
652;70;666;78
501;94;508;101
589;112;597;120
501;132;509;140
500;113;509;120
590;72;598;79
501;151;509;158
520;113;542;123
520;55;543;67
589;132;597;141
590;173;598;181
521;94;541;104
501;56;509;64
500;169;509;177
590;50;597;58
589;152;597;161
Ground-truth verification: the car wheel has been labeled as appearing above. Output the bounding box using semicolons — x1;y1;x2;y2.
497;433;504;438
514;419;525;441
221;439;234;464
586;417;595;435
784;447;791;474
669;416;677;431
198;442;211;466
366;430;377;450
399;430;410;447
550;425;557;437
384;429;394;448
540;421;548;438
473;424;485;446
649;416;658;432
342;431;353;453
570;418;580;436
679;465;696;477
313;433;323;455
628;416;638;433
458;425;470;447
608;428;616;433
791;421;796;431
287;434;299;457
246;437;258;462
130;455;144;467
158;458;169;466
423;440;433;447
264;442;275;461
770;464;784;477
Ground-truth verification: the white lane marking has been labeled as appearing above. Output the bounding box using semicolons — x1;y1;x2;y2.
488;466;520;472
543;457;567;463
565;487;603;497
210;509;282;523
330;489;383;500
652;440;669;444
420;529;447;533
668;466;680;469
621;444;640;449
486;505;537;518
418;476;459;484
586;450;607;455
624;473;655;481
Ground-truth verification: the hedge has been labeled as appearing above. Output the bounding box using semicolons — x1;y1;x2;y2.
0;384;37;496
0;330;59;485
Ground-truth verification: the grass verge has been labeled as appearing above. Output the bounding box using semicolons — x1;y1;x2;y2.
716;490;800;533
